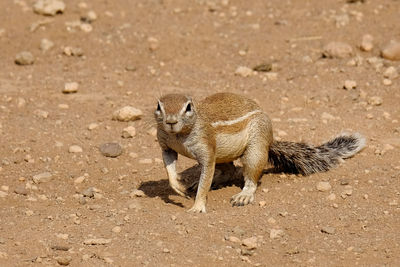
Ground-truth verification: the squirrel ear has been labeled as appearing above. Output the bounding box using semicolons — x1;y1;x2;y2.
156;100;161;111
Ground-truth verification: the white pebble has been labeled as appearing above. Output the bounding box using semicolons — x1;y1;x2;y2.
235;66;252;77
316;181;332;192
63;82;79;94
69;145;83;153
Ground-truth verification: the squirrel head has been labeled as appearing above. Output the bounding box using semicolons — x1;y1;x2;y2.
154;94;197;134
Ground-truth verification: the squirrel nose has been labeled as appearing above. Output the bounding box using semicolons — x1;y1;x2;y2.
166;118;178;125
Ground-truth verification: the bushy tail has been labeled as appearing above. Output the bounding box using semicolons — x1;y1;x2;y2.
268;133;366;175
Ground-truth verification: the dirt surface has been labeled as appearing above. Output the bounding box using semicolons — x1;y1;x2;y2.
1;0;400;266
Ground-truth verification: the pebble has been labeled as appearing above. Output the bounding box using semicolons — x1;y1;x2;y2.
327;193;336;201
33;0;66;16
316;181;332;192
55;256;72;265
83;238;111;245
122;126;136;138
40;38;54;52
139;158;152;164
147;37;159;51
235;66;253;77
383;79;392;86
86;11;98;22
259;201;267;207
381;41;400;61
99;143;123;158
69;145;83;153
130;189;145;197
34;109;49;118
267;217;276;224
32;172;52;184
112;106;143;122
321;226;336;234
227;236;241;243
14;185;28;195
63;82;79;94
383;66;398;79
322;42;353;59
82;187;96;198
15;51;35;65
80;23;92;32
0;191;7;198
88;123;98;130
63;46;83;57
368;96;383;106
112;226;121;233
360;34;374;52
269;229;284;239
242;237;258;249
321;112;336;121
74;176;85;184
344;80;357;90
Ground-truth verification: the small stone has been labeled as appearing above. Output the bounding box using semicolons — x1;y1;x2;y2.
130;189;145;197
227;236;241;243
80;23;92;32
33;0;66;16
322;42;353;59
99;143;123;158
327;193;336;201
270;229;284;239
242;237;258;249
383;66;398;79
15;51;34;65
112;106;143;122
163;248;170;253
17;98;26;108
139;158;152;164
74;176;85;184
259;201;267;207
381;41;400;61
122;126;136;138
40;38;54;51
321;226;336;234
58;104;69;109
0;191;7;198
316;181;332;192
14;185;28;195
83;238;111;245
69;145;83;153
321;112;335;121
148;37;159;51
82;187;95;198
86;10;97;22
63;46;83;57
55;256;72;266
34;109;49;118
33;172;52;184
344;80;357;90
1;186;8;191
147;127;157;136
253;62;272;72
88;123;98;130
383;79;392;86
129;152;138;158
235;66;253;77
360;34;374;52
63;82;79;94
112;226;121;233
368;96;383;106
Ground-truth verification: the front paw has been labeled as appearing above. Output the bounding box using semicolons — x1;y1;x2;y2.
187;202;206;213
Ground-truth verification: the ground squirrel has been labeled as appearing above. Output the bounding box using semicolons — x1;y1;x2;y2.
154;92;365;213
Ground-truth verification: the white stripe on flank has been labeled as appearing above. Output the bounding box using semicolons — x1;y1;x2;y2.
211;110;262;127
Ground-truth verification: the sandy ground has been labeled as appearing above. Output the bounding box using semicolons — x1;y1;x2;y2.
0;0;399;266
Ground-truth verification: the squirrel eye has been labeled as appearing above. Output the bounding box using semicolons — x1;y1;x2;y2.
185;103;192;113
156;102;161;112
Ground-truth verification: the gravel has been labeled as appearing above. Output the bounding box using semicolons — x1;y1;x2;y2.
122;126;136;138
68;145;83;153
14;185;28;195
40;38;54;52
63;82;79;94
381;41;400;61
321;226;336;234
15;51;34;65
322;42;353;58
83;238;111;245
235;66;253;77
33;0;66;16
99;142;123;157
360;34;373;52
112;106;143;122
242;236;258;249
32;172;53;184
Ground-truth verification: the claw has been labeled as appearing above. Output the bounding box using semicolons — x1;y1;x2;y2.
230;192;254;207
187;203;206;213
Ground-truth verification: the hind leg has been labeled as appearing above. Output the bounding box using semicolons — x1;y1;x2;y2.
231;115;272;206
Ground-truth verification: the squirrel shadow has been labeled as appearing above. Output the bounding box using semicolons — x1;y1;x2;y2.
138;163;280;207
